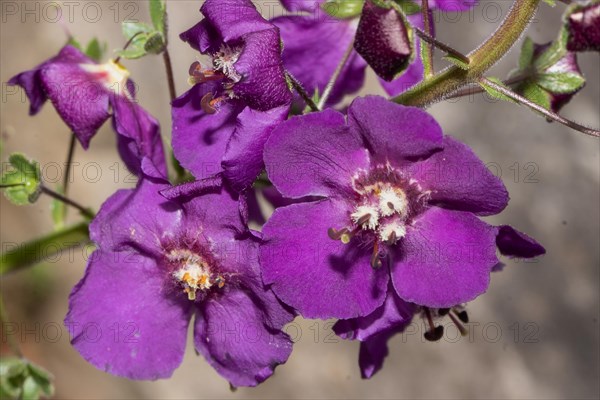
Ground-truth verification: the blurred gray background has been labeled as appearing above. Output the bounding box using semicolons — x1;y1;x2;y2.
1;1;598;399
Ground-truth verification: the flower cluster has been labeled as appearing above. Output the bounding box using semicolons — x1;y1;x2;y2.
17;0;597;389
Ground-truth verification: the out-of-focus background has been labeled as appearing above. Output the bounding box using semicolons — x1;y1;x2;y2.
1;1;598;399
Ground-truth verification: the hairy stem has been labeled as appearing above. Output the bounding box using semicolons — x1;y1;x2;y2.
318;41;355;110
41;186;95;219
421;0;434;77
286;72;319;112
480;77;600;137
163;49;177;102
393;0;540;107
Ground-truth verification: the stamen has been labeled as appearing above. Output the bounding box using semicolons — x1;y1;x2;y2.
370;242;382;269
449;311;468;336
188;61;225;85
423;307;444;342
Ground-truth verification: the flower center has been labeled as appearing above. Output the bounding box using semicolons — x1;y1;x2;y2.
80;60;131;98
167;249;225;301
187;44;243;114
328;164;428;268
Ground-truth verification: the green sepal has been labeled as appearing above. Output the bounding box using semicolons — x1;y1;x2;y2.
143;31;166;54
149;0;167;36
535;72;585;94
322;0;365;19
1;153;42;205
534;26;568;70
443;54;469;70
518;37;535;71
117;21;155;59
392;0;420;15
84;38;107;62
518;81;552;109
479;77;518;103
0;359;54;400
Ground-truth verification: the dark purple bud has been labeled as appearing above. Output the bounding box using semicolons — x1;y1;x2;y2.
566;2;600;52
354;0;413;81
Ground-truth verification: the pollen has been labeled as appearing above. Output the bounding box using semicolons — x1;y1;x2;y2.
171;250;216;301
379;187;408;217
212;44;242;82
351;205;380;230
379;222;406;244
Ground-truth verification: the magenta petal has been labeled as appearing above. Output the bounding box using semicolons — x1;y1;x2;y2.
194;289;293;387
172;87;244;180
261;200;389;319
348;96;443;162
39;62;110;148
222;105;289;192
264;108;369;199
496;225;546;258
65;250;192;380
408;136;509;216
392;207;498;308
334;288;415;341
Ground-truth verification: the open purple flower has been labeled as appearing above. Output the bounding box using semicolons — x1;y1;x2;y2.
260;96;545;322
64;159;293;386
8;45;166;177
172;0;292;192
272;0;476;103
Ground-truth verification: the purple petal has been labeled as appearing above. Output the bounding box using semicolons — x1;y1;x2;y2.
222;105;289;192
496;225;546;259
358;329;396;379
90;177;181;258
172;86;244;180
261;200;389;319
111;95;167;178
280;0;324;12
348;96;443;162
200;0;274;43
8;45;91;115
232;29;292;111
407;136;509;216
567;2;600;52
194;288;293;387
264;108;369;199
392;207;498;308
180;19;219;53
334;288;415;341
272;14;366;106
39;62;110;149
65;249;192;380
160;176;224;201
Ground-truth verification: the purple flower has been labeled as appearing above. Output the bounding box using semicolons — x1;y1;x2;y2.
64;159;293;386
566;1;600;52
8;45;166;177
272;0;476;103
260;96;545;322
172;0;292;192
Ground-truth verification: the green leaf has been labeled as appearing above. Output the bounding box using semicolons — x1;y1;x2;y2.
519;37;535;71
143;31;166;54
322;0;364;19
149;0;167;35
122;21;154;40
536;72;585;94
443;54;469;70
119;21;163;59
1;153;42;205
518;81;551;110
479;77;517;103
542;0;555;6
0;221;90;275
84;38;106;62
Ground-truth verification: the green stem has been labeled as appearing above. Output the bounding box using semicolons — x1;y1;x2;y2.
40;186;94;220
162;49;177;102
421;0;434;78
0;295;23;357
0;222;90;275
318;41;355;110
286;72;319;112
393;0;540;107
